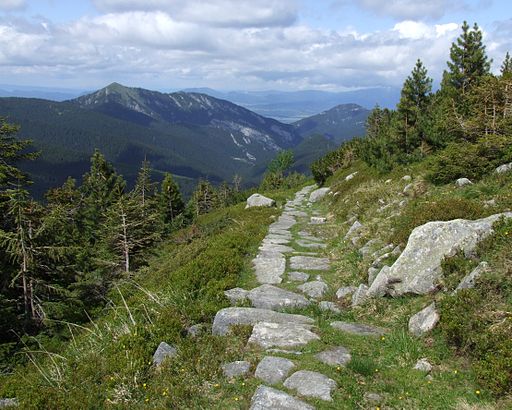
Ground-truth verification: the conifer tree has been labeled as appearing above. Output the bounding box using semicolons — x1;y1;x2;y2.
133;157;157;212
190;179;218;217
80;150;125;242
501;52;512;77
444;21;491;94
157;173;184;228
396;59;432;152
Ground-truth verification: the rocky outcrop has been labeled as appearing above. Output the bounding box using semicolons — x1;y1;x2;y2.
246;193;275;208
369;213;512;296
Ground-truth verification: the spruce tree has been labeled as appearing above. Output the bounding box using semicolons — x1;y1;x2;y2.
133;158;157;212
444;21;491;94
396;59;432;152
157;173;184;228
190;179;218;217
501;51;512;77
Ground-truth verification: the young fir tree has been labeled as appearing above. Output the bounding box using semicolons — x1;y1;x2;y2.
79;150;125;243
133;157;157;214
443;21;491;95
501;52;512;77
190;179;218;217
158;173;185;228
396;59;433;153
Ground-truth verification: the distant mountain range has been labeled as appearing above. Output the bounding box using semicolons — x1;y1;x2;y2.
0;83;371;197
1;83;399;122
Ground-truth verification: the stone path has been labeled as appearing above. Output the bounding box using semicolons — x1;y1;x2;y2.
212;185;387;408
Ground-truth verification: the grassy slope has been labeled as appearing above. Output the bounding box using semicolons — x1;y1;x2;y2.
1;160;511;409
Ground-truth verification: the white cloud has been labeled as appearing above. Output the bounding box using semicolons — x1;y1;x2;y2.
0;0;25;11
393;21;459;39
92;0;298;27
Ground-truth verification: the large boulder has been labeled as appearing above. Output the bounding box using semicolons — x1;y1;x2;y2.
246;194;275;209
309;187;331;202
369;213;512;296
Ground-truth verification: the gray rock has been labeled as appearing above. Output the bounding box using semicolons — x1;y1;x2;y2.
186;323;207;338
371;243;394;259
385;178;392;184
295;239;326;249
364;392;383;403
224;287;249;304
284;370;337;401
247;284;310;310
297;231;323;242
263;237;291;245
246;193;276;208
403;183;414;196
344;220;363;240
222;360;251;378
290;256;330;271
455;261;489;292
483;199;496;208
285;210;308;218
351;284;369;306
367;266;391;297
288;271;310;282
253;252;286;284
402;175;412;181
249;385;314;410
319;301;341;313
359;239;380;256
495;162;512;174
212;307;314;336
408;303;439;337
331;321;387;337
456;177;473;187
298;280;329;298
371;252;391;268
0;399;17;409
309;187;331;202
335;286;357;299
152;342;177;366
315;346;351;366
368;267;380;285
248;321;320;348
254;356;295;384
310;216;327;224
345;171;358;181
269;215;296;231
414;358;433;372
370;213;512;295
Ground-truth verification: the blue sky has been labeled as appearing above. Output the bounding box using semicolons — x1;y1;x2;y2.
0;0;510;91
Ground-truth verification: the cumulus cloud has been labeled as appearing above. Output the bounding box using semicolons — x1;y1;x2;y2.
0;4;509;92
0;0;25;11
92;0;298;28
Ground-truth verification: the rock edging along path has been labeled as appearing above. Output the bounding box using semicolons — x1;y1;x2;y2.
211;185;389;408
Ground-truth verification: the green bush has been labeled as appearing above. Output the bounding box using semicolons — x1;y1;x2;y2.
427;136;512;185
311;140;358;185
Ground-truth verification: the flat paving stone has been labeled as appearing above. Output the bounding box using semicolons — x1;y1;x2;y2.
212;308;314;336
253;253;286;284
315;346;351;366
254;356;295;384
284;370;337;401
288;271;310;282
259;243;295;253
298;280;329;298
222;360;251;378
248;321;319;349
297;231;323;242
250;385;315;410
263;238;291;246
331;321;388;337
290;256;330;271
295;240;327;249
248;284;310;310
